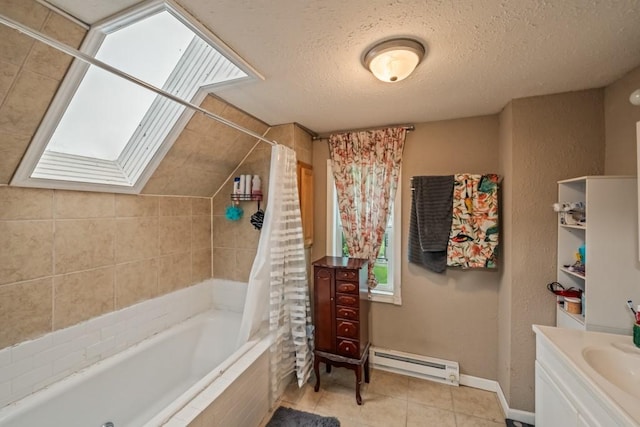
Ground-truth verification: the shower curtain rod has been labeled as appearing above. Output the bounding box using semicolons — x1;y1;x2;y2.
312;124;415;140
0;14;278;147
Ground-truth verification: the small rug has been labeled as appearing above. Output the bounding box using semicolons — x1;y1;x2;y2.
266;406;340;427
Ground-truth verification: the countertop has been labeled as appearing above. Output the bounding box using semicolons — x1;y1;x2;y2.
533;325;640;425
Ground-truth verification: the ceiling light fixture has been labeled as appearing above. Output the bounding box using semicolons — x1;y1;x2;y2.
630;89;640;106
363;38;425;83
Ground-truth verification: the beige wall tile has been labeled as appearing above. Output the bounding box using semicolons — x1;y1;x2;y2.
0;60;19;106
0;220;53;285
115;194;159;217
54;219;115;274
1;0;49;29
192;215;211;250
157;252;191;295
23;42;72;82
159;196;191;216
0;277;52;349
212;248;235;280
212;184;231;216
0;132;29;184
115;258;157;309
192;248;212;283
54;190;115;219
0;186;52;220
235;249;256;283
53;267;114;330
0;25;34;67
212;215;237;248
159;216;191;255
115;217;158;263
236;218;261;249
0;70;59;137
191;197;211;216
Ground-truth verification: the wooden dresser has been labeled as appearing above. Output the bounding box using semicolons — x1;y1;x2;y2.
312;256;370;404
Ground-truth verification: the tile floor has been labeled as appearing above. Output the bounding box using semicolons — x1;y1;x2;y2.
259;368;506;427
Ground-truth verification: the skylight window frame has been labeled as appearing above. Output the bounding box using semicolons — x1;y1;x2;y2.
12;0;261;194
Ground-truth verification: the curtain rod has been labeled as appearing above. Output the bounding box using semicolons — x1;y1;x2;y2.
312;124;415;140
0;14;278;147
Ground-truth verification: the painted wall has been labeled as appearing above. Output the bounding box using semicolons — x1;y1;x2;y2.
497;102;513;402
312;116;502;380
604;65;640;175
498;89;605;411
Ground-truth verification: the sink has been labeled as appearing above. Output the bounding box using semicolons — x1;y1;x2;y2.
582;345;640;399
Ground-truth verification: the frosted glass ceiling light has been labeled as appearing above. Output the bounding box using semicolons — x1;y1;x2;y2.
630;89;640;106
363;38;425;83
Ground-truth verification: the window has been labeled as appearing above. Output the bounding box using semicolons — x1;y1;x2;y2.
13;1;258;193
326;160;402;304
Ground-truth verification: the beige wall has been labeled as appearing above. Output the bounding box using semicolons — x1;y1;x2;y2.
211;123;313;281
497;102;513;401
0;187;212;349
604;65;640;175
312;116;501;380
498;89;605;411
0;0;85;184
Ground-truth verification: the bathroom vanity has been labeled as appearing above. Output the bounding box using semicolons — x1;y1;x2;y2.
533;325;640;426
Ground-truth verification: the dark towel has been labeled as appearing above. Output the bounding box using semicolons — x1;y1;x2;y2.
408;175;454;273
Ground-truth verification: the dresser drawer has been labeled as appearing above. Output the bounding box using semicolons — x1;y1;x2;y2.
336;306;358;320
336;294;358;307
336;338;359;358
336;270;358;281
337;320;358;339
336;281;358;294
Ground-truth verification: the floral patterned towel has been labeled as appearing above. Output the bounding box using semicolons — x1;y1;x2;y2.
446;174;500;269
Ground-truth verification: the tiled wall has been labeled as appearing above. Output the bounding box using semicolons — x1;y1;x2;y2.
0;186;212;350
0;280;213;407
210;124;313;282
0;0;86;184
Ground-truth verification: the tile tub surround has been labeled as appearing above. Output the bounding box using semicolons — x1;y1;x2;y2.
266;369;506;427
0;281;215;408
0;187;213;349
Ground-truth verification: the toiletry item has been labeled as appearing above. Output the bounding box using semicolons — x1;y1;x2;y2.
578;244;586;264
233;177;241;195
634;323;640;348
564;297;581;315
252;175;262;195
239;175;246;195
637;305;640;323
581;292;586;317
244;174;251;195
627;300;636;316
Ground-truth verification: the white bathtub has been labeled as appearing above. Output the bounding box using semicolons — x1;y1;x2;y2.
0;308;270;427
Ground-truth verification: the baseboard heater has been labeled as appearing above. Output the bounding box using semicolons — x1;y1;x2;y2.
370;347;459;386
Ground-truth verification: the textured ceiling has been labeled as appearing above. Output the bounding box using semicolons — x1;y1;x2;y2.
41;0;640;134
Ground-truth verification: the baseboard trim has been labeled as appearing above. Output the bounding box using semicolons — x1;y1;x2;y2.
460;374;535;426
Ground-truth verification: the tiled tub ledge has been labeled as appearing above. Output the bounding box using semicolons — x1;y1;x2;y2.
0;279;224;408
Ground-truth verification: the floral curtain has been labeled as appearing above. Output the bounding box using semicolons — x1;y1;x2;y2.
328;127;406;288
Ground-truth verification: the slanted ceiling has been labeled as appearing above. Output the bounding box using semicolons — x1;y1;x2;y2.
0;0;271;197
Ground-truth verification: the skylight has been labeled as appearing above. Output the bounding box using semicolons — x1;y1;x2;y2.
14;1;256;191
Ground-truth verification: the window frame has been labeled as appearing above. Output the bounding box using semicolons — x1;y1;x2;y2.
12;0;261;194
326;160;402;305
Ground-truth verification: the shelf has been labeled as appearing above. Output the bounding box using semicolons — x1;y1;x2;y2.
557;304;585;325
560;224;586;230
560;267;585;280
230;193;262;202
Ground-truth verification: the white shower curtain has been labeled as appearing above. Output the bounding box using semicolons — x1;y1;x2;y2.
237;144;313;401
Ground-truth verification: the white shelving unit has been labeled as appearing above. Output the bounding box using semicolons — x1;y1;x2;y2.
556;176;640;335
